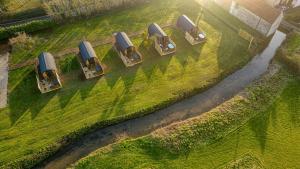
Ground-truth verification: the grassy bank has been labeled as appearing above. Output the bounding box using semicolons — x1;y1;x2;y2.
277;32;300;74
0;0;253;167
74;67;299;169
285;6;300;23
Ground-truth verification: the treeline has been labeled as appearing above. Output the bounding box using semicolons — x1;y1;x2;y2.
43;0;149;20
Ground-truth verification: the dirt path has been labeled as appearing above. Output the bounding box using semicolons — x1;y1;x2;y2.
0;52;9;109
35;31;286;169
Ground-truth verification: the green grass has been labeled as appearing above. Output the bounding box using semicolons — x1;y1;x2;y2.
0;0;252;166
74;74;300;169
222;154;265;169
278;32;300;74
9;0;183;65
8;0;257;65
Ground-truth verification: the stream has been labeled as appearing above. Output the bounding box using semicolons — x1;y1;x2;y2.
37;31;286;169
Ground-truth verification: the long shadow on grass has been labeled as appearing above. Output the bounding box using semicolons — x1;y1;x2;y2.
9;70;56;125
136;137;180;162
281;80;300;126
201;9;250;76
170;29;205;67
102;48;125;89
100;47;140;119
249;108;271;153
79;77;100;100
138;40;173;78
102;66;139;119
56;56;83;108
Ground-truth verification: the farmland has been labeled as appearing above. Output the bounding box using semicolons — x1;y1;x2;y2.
0;0;253;166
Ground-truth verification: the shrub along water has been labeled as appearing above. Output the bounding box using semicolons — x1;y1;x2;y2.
0;19;56;40
277;32;300;74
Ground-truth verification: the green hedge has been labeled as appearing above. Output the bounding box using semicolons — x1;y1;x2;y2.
0;19;56;40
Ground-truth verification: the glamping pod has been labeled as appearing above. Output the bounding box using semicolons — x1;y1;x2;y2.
113;32;143;67
35;52;62;93
78;41;104;79
177;15;206;45
148;23;176;56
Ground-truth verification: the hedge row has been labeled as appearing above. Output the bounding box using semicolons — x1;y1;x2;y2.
0;19;56;40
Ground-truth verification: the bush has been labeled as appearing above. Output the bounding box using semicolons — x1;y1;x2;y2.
9;32;35;52
59;55;81;73
0;19;56;40
0;8;46;23
277;32;300;75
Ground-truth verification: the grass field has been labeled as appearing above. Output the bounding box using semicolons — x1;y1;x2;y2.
74;73;300;169
0;0;253;165
8;0;258;65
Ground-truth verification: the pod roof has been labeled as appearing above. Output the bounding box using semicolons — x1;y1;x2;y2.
148;23;167;38
38;52;57;73
177;15;196;32
115;32;134;51
79;41;97;62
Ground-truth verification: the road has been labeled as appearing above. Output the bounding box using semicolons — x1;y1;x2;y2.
0;53;9;109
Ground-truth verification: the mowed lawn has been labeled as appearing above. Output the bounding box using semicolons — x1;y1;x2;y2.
9;0;256;65
74;78;300;169
0;0;252;165
10;0;183;65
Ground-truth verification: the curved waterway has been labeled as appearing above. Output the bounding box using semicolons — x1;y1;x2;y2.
37;31;286;169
